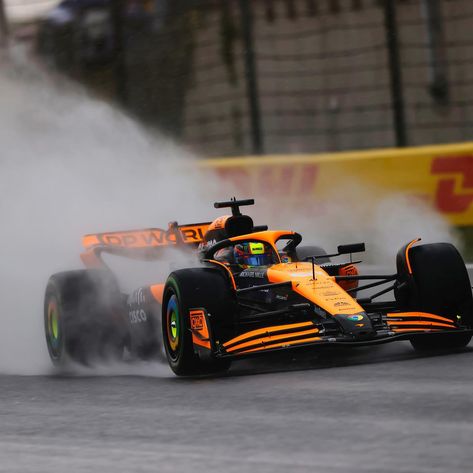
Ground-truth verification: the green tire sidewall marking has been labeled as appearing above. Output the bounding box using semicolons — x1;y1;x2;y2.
47;297;61;355
51;307;59;340
170;310;178;340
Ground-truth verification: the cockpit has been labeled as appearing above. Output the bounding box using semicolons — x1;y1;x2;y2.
214;240;280;269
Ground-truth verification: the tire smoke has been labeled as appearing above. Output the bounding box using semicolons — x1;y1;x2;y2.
249;182;460;267
0;52;219;374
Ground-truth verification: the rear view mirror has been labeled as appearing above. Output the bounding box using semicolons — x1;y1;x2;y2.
337;243;365;255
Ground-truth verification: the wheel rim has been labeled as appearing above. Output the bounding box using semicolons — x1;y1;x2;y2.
47;298;61;356
166;294;180;358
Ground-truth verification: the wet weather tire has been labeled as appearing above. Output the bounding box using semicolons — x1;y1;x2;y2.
397;243;473;351
162;268;234;376
44;270;127;367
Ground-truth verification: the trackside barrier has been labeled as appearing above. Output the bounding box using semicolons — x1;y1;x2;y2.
201;142;473;227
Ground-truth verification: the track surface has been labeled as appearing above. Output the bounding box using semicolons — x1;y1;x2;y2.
2;265;473;472
1;343;473;473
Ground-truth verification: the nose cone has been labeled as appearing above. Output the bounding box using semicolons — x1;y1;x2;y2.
267;263;365;316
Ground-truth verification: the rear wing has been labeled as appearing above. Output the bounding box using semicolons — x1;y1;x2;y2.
83;222;211;250
81;222;211;269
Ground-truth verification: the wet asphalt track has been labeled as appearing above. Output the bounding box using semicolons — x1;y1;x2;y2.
1;343;473;473
2;265;473;473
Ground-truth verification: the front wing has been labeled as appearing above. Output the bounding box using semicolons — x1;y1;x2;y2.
189;309;472;359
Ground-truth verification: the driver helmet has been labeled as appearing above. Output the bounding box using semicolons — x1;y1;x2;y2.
234;242;273;268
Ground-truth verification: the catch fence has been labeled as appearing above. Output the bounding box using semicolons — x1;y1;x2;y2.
38;0;473;156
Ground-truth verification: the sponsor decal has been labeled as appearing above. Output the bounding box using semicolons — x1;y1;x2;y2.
93;224;208;248
129;309;147;324
239;270;266;278
127;288;145;306
99;230;167;247
291;267;315;273
180;225;207;243
432;155;473;213
347;314;364;321
334;301;350;307
340;265;358;276
313;282;334;289
215;164;319;197
189;309;205;331
198;238;217;251
206;147;473;226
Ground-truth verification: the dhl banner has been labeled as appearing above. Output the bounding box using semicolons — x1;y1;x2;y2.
201;142;473;227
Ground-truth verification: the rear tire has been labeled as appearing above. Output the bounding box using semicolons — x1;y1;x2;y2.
396;243;473;351
162;268;234;376
44;270;127;366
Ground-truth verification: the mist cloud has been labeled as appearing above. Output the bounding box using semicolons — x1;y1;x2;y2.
0;48;459;374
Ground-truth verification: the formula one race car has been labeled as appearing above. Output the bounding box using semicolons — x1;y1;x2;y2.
44;199;473;375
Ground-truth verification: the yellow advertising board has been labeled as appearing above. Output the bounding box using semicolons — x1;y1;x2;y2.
201;142;473;227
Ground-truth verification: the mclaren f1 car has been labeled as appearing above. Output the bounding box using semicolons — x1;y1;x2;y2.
44;199;473;375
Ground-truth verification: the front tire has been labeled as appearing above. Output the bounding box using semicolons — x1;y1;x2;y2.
396;242;473;351
162;268;234;376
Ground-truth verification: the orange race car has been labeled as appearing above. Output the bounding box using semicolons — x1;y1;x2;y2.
44;199;473;375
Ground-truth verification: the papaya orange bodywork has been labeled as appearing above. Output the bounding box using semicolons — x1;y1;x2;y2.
337;264;359;292
206;216;230;232
206;259;237;290
189;309;211;350
405;238;421;274
226;327;320;353
223;321;314;348
150;284;165;304
387;321;456;329
229;231;365;317
82;223;210;250
267;263;364;316
229;230;295;257
387;312;455;324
